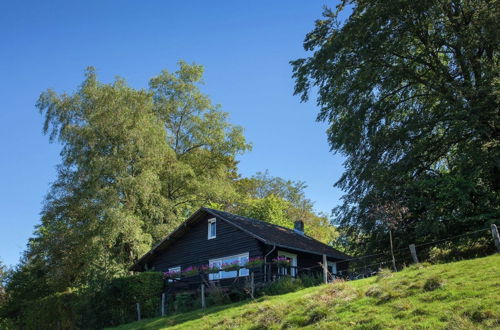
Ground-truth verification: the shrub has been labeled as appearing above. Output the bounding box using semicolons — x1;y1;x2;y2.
206;288;231;306
19;271;166;329
428;237;493;263
259;277;303;296
299;273;323;287
20;290;79;330
174;293;194;313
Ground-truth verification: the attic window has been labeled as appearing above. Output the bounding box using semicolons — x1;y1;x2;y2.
208;218;216;239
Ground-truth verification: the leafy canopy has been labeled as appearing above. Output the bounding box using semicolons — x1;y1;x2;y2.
31;62;250;290
292;0;499;253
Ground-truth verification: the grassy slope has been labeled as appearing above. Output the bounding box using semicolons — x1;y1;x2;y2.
112;255;500;329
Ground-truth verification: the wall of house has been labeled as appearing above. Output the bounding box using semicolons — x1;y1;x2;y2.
146;213;263;272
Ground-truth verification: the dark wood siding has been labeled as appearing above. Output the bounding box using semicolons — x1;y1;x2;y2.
146;214;263;272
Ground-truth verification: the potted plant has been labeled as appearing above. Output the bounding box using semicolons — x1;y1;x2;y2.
181;266;199;277
245;257;264;269
272;256;290;267
199;264;220;274
221;260;240;271
163;269;180;280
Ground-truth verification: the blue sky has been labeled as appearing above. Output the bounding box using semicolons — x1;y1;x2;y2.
0;0;346;267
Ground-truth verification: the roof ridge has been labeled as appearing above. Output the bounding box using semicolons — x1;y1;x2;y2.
203;207;317;241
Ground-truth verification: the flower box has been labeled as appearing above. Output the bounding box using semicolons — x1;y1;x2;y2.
163;270;180;279
181;266;199;277
245;257;264;269
199;265;220;274
221;261;240;271
272;256;290;267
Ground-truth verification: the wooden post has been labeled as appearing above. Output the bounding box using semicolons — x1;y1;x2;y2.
322;254;328;284
409;244;419;263
250;272;255;299
201;284;206;309
491;224;500;253
136;303;141;321
161;293;165;316
389;229;397;272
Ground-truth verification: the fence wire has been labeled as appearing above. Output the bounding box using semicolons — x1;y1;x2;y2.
134;224;498;320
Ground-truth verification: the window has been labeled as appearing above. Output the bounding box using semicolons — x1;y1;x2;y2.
208;218;216;239
167;266;181;282
209;252;249;280
277;251;297;277
327;261;337;275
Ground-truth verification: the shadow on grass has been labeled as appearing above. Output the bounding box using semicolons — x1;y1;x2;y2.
111;299;256;330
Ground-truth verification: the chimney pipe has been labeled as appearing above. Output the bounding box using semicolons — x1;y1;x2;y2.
294;220;304;235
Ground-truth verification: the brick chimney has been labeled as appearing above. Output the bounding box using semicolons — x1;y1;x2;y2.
294;220;304;235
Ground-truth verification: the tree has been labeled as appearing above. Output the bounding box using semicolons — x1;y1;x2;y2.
35;69;171;288
234;172;340;245
30;62;251;290
292;0;499;252
149;61;251;225
0;259;9;308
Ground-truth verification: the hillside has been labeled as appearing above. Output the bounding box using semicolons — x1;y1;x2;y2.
112;255;500;329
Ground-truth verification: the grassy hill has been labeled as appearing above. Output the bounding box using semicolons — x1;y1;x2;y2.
112;254;500;329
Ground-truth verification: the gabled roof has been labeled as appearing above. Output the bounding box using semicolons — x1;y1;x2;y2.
131;207;349;270
203;208;350;260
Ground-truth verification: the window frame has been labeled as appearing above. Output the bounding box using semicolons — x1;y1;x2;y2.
207;218;217;239
208;252;249;280
167;265;181;282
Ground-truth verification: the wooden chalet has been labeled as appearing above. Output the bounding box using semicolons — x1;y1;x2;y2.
131;208;349;290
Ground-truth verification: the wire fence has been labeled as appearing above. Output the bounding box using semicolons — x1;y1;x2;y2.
333;225;498;281
132;223;499;320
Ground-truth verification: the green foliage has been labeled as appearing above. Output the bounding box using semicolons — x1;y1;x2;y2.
3;271;164;329
149;61;251;228
206;289;231;307
427;237;494;263
234;171;341;246
173;293;195;314
0;260;9;314
20;290;78;330
258;274;323;296
237;194;292;228
292;0;500;255
16;61;250;296
36;68;171;289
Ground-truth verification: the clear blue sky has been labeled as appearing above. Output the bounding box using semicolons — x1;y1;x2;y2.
0;0;346;267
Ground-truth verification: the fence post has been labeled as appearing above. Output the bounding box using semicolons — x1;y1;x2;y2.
136;302;141;321
201;284;206;309
250;272;255;299
161;293;165;316
322;254;328;284
409;244;419;263
491;224;500;253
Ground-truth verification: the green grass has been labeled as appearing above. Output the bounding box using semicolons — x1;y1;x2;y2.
111;254;500;329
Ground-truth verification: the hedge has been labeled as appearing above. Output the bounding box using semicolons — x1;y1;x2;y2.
9;272;164;330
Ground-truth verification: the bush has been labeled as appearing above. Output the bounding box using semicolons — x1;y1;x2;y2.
7;271;165;330
428;237;493;263
174;293;195;313
206;288;231;307
20;290;79;330
299;273;323;287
